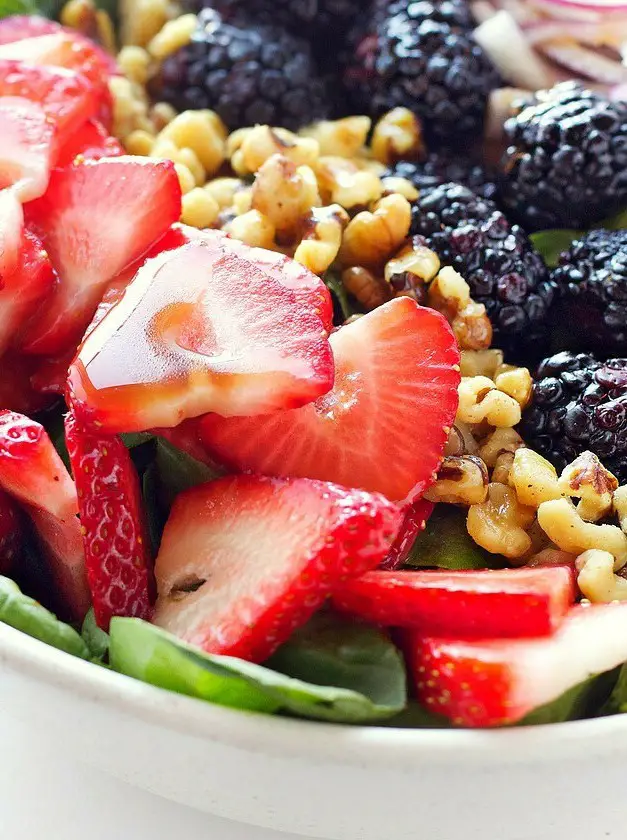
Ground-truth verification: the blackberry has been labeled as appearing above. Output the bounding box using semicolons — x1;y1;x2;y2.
549;229;627;357
384;154;497;200
499;82;627;232
156;9;329;131
410;183;555;359
520;351;627;483
343;2;500;142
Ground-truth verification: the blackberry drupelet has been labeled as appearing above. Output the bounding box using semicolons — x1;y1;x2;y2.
343;2;500;142
499;82;627;232
520;351;627;483
550;229;627;357
385;154;497;200
410;183;555;359
156;9;329;131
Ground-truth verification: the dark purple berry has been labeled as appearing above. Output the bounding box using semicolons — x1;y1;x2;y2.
521;351;627;482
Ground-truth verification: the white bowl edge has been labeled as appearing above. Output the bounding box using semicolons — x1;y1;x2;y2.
1;621;627;768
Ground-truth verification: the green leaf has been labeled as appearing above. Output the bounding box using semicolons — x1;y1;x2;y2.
155;438;222;508
518;670;619;726
0;575;89;659
267;611;407;720
81;607;110;662
404;504;501;571
596;207;627;231
599;663;627;716
109;617;406;723
0;0;39;16
324;272;355;321
120;432;155;449
530;229;582;268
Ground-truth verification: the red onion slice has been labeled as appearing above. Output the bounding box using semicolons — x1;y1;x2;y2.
540;41;627;83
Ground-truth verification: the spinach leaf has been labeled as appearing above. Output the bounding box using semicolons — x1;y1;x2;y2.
0;575;89;659
109;616;406;723
81;607;110;662
530;229;582;268
404;504;501;571
155;438;222;507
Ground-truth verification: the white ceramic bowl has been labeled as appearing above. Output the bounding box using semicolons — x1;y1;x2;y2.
0;620;625;840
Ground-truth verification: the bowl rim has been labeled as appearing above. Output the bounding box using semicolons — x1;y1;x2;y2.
2;621;627;768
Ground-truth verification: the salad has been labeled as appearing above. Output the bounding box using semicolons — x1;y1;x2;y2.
2;0;627;732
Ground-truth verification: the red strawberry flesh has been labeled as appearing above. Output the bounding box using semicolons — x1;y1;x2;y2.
65;412;154;629
0;60;99;142
334;566;576;637
380;498;435;570
153;475;401;662
0;96;57;201
407;603;627;727
55;117;123;167
0;410;77;521
21;156;181;356
199;298;461;502
0;489;22;575
0;227;55;356
68;236;334;432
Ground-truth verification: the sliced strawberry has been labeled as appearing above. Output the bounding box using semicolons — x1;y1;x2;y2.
153;475;401;662
0;187;23;277
21;156;181;356
0;352;56;414
0;32;110;92
199;298;460;503
0;96;57;201
0;489;23;575
380;499;435;570
0;410;77;521
334;566;576;638
65;412;154;629
55;117;123;167
408;603;627;727
29;347;76;397
152;225;334;333
0;228;55;356
27;505;90;621
67;236;334;432
0;15;64;44
0;410;88;619
0;60;98;142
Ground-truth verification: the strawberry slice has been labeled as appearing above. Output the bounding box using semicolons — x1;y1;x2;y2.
27;505;90;621
0;97;57;201
153;475;401;662
29;347;76;397
152;225;334;333
0;15;63;44
0;227;55;356
65;412;154;629
67;236;334;432
0;352;56;414
0;60;99;142
0;187;23;277
407;603;627;727
55;117;123;167
0;23;120;77
0;489;22;575
334;566;576;638
21;156;181;356
0;410;89;618
199;298;461;502
380;499;435;570
0;410;77;521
